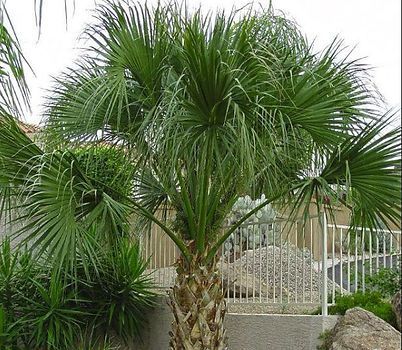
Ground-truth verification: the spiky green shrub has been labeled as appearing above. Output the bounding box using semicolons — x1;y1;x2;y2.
19;276;87;350
0;238;154;349
75;239;156;343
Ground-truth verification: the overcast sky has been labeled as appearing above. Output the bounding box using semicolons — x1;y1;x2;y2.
9;0;401;125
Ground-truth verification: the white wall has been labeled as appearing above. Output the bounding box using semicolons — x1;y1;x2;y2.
132;298;338;350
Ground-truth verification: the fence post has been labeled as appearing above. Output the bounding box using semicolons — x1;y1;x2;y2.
321;212;328;316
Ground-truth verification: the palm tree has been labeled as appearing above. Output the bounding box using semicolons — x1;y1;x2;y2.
0;2;400;349
0;0;77;117
0;4;30;117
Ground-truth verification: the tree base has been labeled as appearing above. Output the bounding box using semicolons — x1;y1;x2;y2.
168;258;227;350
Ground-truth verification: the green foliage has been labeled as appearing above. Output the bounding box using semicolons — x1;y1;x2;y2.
0;1;401;345
75;330;122;350
0;238;154;350
76;239;155;343
73;145;134;198
20;277;86;349
327;291;397;328
0;12;30;117
0;305;15;350
364;267;401;299
0;0;399;272
317;329;333;350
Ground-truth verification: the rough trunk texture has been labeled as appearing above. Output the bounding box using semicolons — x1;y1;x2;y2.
168;256;227;350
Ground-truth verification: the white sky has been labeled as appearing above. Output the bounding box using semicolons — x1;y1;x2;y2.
9;0;401;125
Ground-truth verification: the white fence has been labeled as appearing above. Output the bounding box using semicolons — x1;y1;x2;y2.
141;214;401;315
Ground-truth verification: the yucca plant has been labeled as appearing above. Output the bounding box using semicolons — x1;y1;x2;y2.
0;303;21;350
78;239;155;344
0;1;400;349
75;329;121;350
18;275;87;350
0;239;42;347
0;239;18;322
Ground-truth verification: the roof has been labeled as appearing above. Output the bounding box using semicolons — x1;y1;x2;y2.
18;121;40;134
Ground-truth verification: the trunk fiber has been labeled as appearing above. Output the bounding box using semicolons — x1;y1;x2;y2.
168;256;227;350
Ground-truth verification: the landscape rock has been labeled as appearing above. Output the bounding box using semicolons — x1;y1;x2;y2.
329;307;401;350
392;291;401;331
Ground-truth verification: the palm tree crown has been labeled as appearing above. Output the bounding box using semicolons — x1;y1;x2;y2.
0;0;400;268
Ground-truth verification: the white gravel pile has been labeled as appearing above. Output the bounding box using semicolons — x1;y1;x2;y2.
231;244;342;302
150;243;344;304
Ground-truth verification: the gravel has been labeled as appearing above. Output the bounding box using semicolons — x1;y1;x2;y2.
149;243;345;306
227;244;344;303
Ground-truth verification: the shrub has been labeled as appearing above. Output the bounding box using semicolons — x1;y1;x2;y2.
364;267;400;299
327;291;397;328
0;237;154;349
73;145;134;197
317;329;333;350
20;276;87;350
76;239;156;343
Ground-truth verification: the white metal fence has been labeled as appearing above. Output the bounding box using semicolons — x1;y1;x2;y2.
141;214;401;315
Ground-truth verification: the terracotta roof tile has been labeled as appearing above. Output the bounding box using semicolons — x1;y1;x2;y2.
18;121;40;134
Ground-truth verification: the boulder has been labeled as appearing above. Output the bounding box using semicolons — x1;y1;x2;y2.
329;307;401;350
392;291;401;331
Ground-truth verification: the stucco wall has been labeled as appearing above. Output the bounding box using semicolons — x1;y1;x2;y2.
133;300;338;350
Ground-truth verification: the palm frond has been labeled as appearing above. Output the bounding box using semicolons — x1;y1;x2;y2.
0;114;132;273
0;6;30;116
36;1;400;261
289;114;401;231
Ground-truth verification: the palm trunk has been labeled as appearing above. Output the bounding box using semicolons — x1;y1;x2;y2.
168;254;227;350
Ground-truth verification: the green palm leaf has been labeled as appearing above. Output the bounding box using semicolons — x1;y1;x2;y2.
289;114;400;231
2;1;400;267
0;114;131;273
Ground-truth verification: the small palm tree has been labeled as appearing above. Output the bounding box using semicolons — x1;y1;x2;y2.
0;2;400;349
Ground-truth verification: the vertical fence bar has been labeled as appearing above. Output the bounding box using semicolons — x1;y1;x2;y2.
279;223;283;304
246;227;249;303
220;245;224;296
390;231;393;268
321;213;328;316
302;224;306;303
287;230;290;303
318;222;321;304
354;230;358;292
295;222;298;303
266;224;270;303
252;224;256;301
347;231;351;293
239;228;243;303
158;230;161;284
162;232;166;286
361;229;366;292
375;233;379;272
226;238;230;300
310;219;313;303
233;229;237;303
273;224;276;303
259;225;262;303
332;226;335;302
369;230;372;276
340;228;343;296
383;231;387;269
